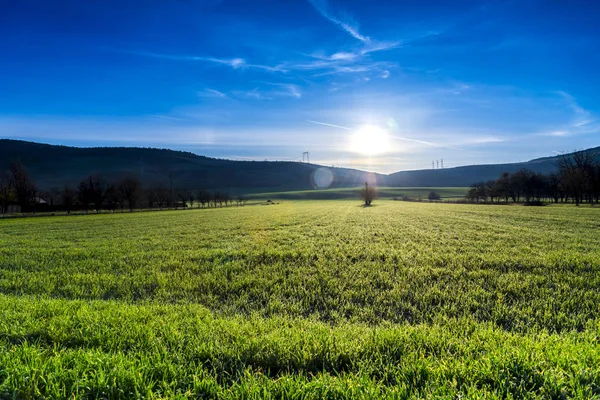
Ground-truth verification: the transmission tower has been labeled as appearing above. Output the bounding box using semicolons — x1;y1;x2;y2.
432;160;435;169
436;160;439;169
302;151;310;163
441;159;444;169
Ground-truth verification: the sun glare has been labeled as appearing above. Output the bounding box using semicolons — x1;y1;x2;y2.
349;125;391;156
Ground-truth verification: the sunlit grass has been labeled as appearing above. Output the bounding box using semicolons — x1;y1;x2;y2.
1;200;599;398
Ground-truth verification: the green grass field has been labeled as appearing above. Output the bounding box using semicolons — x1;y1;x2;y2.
1;201;599;398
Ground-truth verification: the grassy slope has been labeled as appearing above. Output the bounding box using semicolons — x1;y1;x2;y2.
1;201;599;398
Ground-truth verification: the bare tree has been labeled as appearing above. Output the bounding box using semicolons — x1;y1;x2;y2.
467;150;599;206
573;150;597;204
119;177;142;211
509;170;527;202
224;192;230;207
104;184;121;212
428;191;441;201
198;190;209;208
61;185;77;215
90;175;108;212
78;175;108;213
0;172;15;217
558;151;596;206
77;179;93;213
41;187;60;207
496;172;511;202
485;180;497;202
155;185;172;210
593;164;600;204
360;182;376;206
236;195;243;206
145;188;157;208
546;173;561;203
176;189;188;209
467;182;487;203
188;190;196;208
9;161;36;213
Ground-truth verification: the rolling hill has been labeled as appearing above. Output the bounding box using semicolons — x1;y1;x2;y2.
385;148;599;187
0;140;384;193
0;139;598;192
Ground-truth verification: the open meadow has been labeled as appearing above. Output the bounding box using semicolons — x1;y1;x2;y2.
1;201;599;398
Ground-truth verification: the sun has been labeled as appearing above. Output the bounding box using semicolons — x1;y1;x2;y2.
348;125;391;156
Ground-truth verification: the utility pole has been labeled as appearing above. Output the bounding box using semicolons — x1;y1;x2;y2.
436;160;439;169
302;151;310;163
432;160;434;169
441;159;444;169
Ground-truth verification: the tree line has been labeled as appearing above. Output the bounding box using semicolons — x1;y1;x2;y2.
0;161;247;216
467;150;600;205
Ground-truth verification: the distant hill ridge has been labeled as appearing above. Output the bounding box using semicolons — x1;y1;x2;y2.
1;139;599;192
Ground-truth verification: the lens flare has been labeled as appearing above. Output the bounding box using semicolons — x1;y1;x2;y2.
312;167;334;189
348;125;391;156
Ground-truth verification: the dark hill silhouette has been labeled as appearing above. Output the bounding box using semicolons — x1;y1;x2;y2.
1;139;598;191
0;140;383;192
386;147;600;187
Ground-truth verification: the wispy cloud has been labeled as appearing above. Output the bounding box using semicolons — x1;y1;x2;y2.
232;88;272;100
390;135;463;151
360;40;401;55
538;91;599;138
259;82;302;98
312;65;370;76
310;51;359;61
307;0;370;43
118;6;398;84
232;83;302;100
472;136;505;144
149;115;185;121
548;130;569;137
198;88;228;98
287;57;395;78
117;49;287;72
295;12;398;79
309;40;399;63
306;119;351;130
556;90;594;127
306;119;463;150
302;0;399;79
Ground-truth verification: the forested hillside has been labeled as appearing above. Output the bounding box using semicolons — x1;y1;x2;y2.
1;139;598;191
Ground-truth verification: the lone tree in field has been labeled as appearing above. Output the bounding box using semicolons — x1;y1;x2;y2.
360;182;376;206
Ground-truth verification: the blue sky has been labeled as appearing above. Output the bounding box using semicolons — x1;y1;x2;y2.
1;0;599;172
